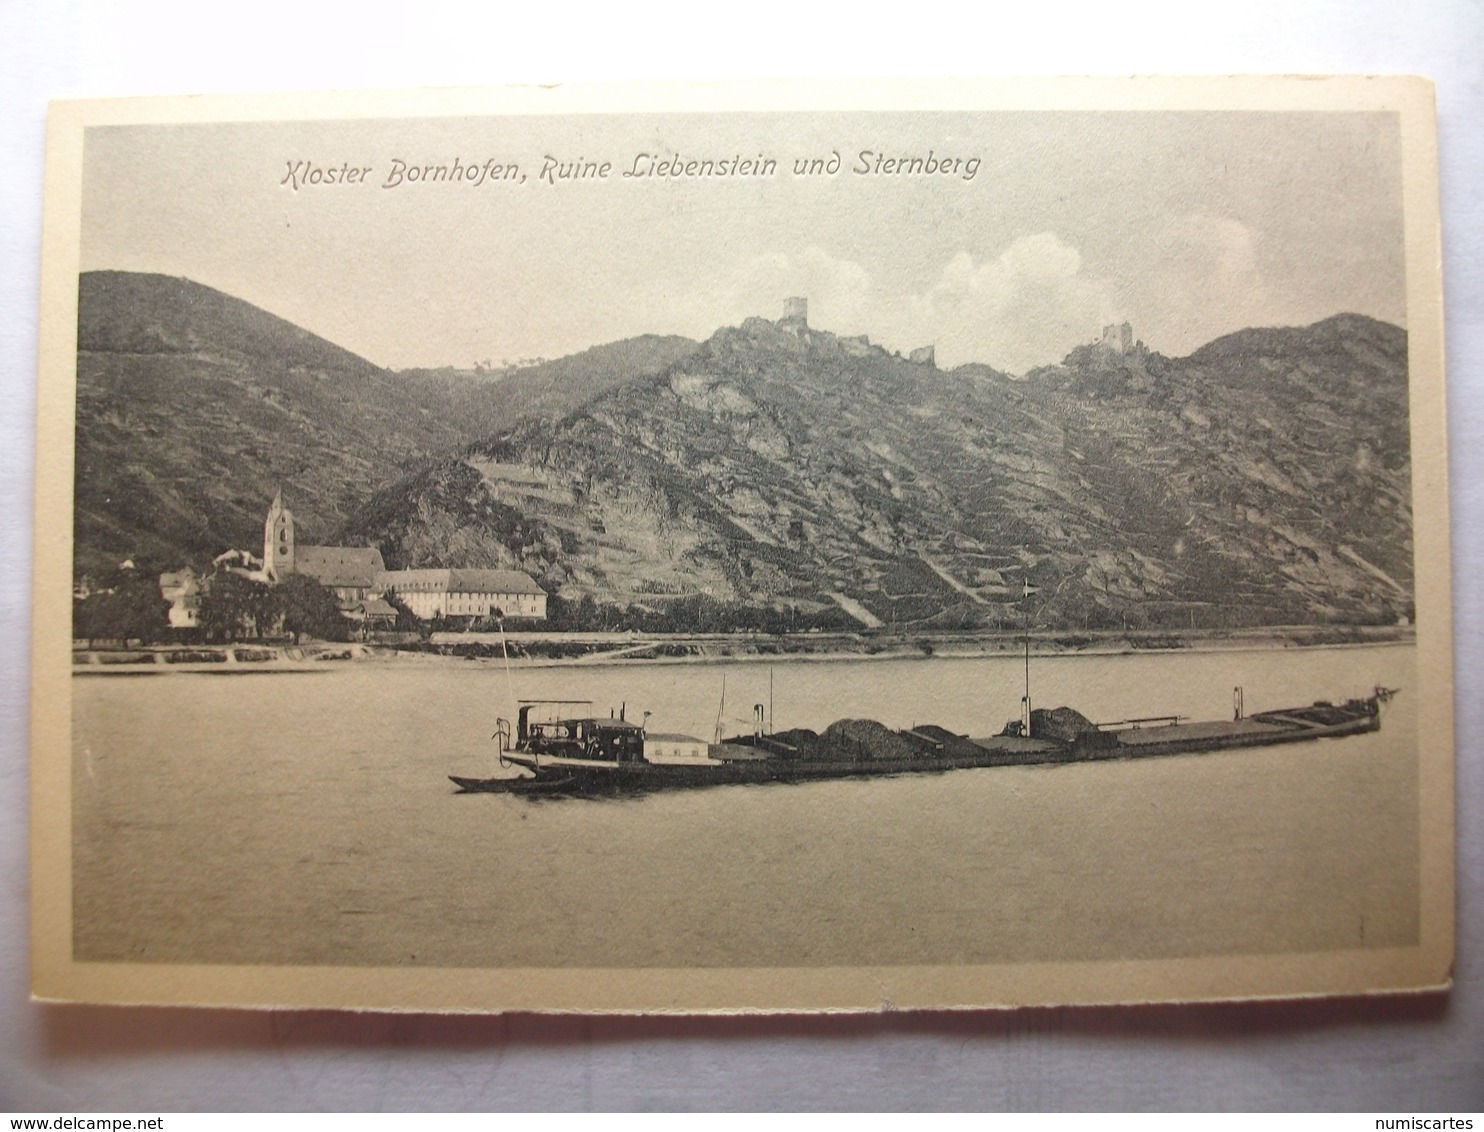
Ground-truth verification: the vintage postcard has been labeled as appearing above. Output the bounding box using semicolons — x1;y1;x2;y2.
31;77;1453;1013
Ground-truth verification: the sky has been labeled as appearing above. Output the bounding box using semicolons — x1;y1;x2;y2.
80;109;1406;374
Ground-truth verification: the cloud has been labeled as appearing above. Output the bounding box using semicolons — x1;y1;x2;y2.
903;233;1119;373
1134;214;1268;351
647;235;1126;373
1156;214;1260;289
722;235;1119;373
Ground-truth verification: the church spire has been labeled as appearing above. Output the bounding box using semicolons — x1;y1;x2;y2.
263;489;295;583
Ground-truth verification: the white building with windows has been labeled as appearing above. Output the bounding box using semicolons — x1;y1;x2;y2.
377;568;547;622
158;568;201;628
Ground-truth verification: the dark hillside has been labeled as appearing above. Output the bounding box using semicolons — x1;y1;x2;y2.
346;312;1412;630
75;270;1412;629
405;335;700;437
72;272;694;578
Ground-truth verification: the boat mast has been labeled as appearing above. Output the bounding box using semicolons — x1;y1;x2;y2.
497;615;519;733
1023;612;1030;735
1021;576;1039;737
714;673;727;745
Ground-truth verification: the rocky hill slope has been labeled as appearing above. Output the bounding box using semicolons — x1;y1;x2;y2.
74;271;1411;629
399;335;698;440
345;312;1412;630
73;272;693;577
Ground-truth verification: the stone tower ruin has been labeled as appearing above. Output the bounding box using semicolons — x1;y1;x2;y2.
781;296;808;325
1098;322;1133;354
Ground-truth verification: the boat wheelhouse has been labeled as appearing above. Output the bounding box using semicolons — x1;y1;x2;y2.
498;700;646;771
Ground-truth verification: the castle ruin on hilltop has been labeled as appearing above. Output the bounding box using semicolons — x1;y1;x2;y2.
1098;321;1134;354
774;296;935;367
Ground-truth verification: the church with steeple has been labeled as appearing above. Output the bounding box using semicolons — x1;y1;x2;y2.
257;492;546;623
262;490;387;604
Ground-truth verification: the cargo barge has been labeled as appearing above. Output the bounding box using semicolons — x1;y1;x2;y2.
449;687;1394;795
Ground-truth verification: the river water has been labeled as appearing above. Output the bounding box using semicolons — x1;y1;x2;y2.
71;644;1418;968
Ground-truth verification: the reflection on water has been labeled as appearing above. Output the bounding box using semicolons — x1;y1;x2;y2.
72;645;1418;968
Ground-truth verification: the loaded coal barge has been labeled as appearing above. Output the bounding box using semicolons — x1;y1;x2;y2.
449;687;1394;796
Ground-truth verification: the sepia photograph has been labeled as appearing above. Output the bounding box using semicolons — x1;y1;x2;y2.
30;78;1453;1013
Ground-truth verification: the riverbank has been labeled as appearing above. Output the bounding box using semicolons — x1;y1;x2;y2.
413;623;1415;668
71;642;376;673
70;624;1415;673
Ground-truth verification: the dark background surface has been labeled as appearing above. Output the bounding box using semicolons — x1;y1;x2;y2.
2;0;1480;1111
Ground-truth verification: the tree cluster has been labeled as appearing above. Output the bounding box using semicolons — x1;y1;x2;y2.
73;566;352;646
379;589;424;634
542;592;854;635
72;566;173;646
198;571;349;644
